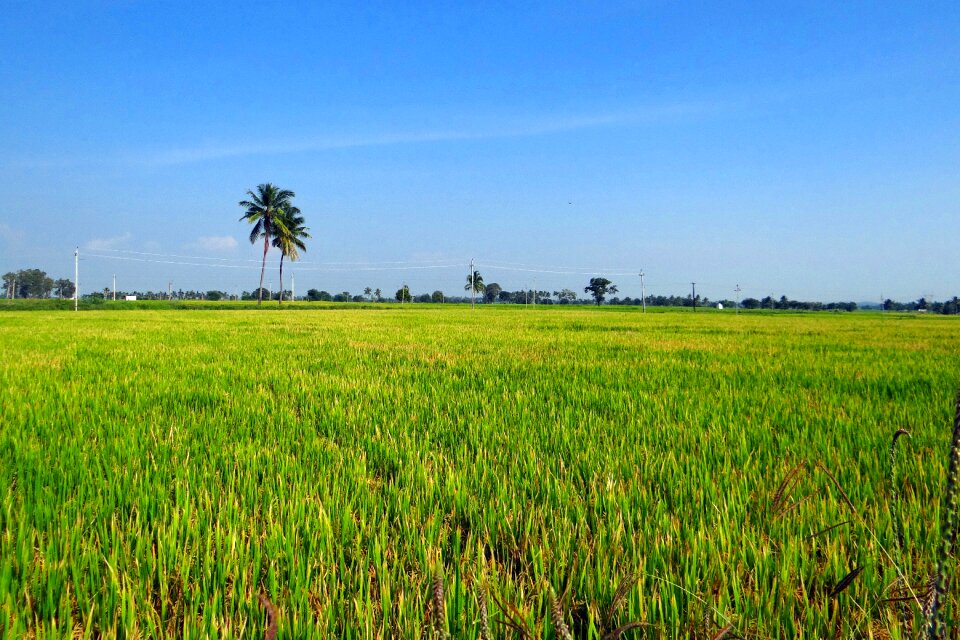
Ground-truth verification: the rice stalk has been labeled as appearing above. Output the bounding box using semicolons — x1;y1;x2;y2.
926;389;960;638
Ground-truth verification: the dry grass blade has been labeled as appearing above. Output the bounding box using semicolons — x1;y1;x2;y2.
711;622;736;640
926;388;960;639
804;520;851;542
258;592;278;640
492;591;534;639
829;566;863;599
601;622;648;639
771;461;806;514
775;492;816;519
815;461;857;513
603;573;639;629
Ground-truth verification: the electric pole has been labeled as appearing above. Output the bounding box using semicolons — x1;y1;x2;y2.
168;281;172;300
735;284;742;314
533;277;537;307
639;271;646;313
291;273;295;302
113;274;116;301
691;282;697;312
74;247;79;311
470;258;475;310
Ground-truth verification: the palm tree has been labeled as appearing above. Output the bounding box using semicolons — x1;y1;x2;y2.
464;270;485;307
271;208;310;305
239;184;297;305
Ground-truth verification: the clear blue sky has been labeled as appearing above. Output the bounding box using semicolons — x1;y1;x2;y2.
2;1;958;302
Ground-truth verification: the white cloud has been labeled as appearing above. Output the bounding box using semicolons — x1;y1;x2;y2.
85;232;132;251
184;235;238;252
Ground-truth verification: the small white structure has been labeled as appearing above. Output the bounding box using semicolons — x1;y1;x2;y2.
125;295;137;301
716;303;723;310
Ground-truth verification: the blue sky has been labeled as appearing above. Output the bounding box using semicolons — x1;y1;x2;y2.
1;1;958;301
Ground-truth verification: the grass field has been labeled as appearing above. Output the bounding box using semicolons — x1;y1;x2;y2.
1;306;958;638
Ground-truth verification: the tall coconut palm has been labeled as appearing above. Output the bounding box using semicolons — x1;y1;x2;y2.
271;208;310;305
239;184;297;305
464;270;485;307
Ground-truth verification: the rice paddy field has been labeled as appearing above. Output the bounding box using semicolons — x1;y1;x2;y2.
1;305;959;639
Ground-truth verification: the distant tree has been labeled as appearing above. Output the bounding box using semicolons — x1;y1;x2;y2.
333;291;351;302
306;288;323;301
239;183;298;305
2;272;15;298
364;287;373;300
374;288;382;302
464;270;485;305
252;287;270;301
498;289;513;303
942;296;960;315
271;208;310;305
395;286;411;303
484;282;502;303
432;290;445;303
416;293;431;303
205;290;224;301
584;277;618;306
556;288;578;304
741;297;760;309
352;295;365;302
9;269;55;298
54;278;75;299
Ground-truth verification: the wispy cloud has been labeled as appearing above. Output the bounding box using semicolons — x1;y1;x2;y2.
85;232;132;251
136;102;718;166
2;100;722;169
184;235;238;252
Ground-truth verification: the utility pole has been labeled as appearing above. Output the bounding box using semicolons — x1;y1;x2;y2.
291;273;295;302
74;247;79;311
639;271;646;313
168;281;172;300
533;277;537;307
735;284;742;314
691;282;697;312
113;274;116;301
470;258;475;310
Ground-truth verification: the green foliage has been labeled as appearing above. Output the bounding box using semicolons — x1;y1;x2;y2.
0;308;958;637
584;277;617;305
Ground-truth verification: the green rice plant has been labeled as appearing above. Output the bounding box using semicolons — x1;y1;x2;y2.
0;307;958;637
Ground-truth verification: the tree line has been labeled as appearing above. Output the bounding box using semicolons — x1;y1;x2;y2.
3;269;74;299
6;265;960;315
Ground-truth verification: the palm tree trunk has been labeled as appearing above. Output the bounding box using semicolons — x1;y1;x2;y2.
258;233;269;305
278;254;285;305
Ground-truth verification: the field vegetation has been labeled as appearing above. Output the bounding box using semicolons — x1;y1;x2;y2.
0;307;958;638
